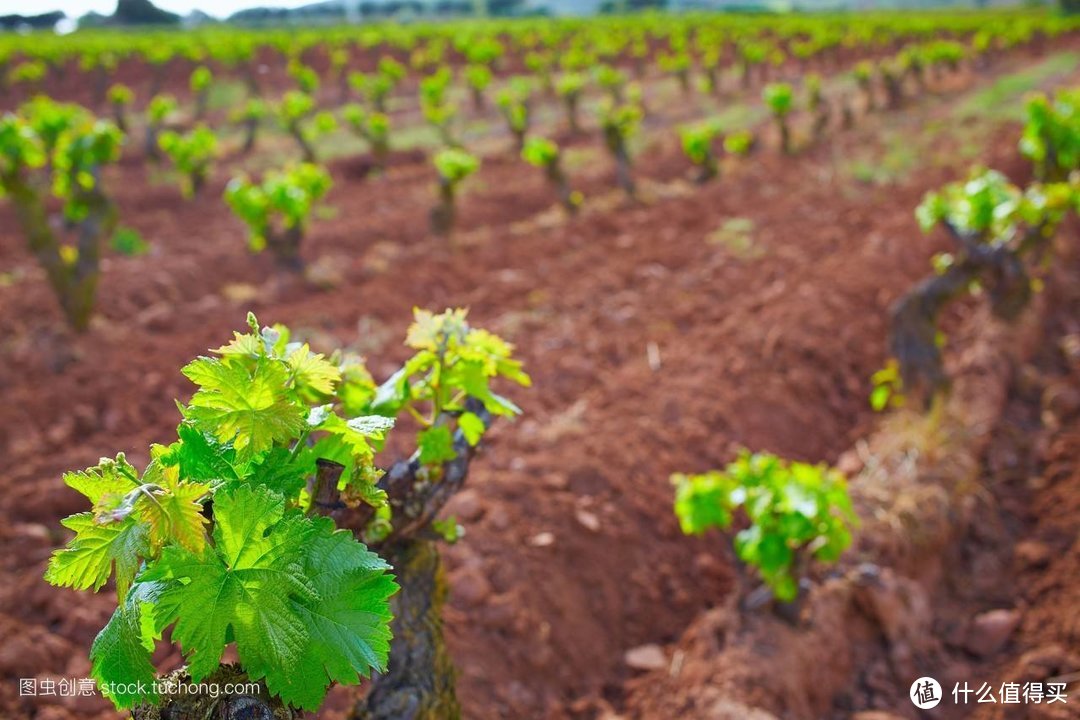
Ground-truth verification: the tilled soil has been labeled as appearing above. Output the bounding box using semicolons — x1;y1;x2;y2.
1;53;1076;720
614;228;1080;720
943;247;1080;720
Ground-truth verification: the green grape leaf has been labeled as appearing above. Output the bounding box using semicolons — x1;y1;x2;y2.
432;517;463;543
770;573;799;602
136;464;209;554
308;412;392;489
338;359;377;417
138;485;315;683
672;472;732;535
755;532;794;574
814;524;852;563
263;518;397;710
314;411;393;464
406;307;469;350
181;356;306;464
139;485;395;710
457;361;522;417
110;227;150;257
63;453;141;512
307;404;333;427
286;344;341;397
342;467;388;508
368;368;410;416
346;415;397;437
242;446;315;498
90;581;162;709
458;411;486;446
418;425;456;465
869;384;891;412
155;424;239;484
45;513;150;601
213;330;264;358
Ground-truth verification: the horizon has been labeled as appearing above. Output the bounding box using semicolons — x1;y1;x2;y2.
6;0;317;19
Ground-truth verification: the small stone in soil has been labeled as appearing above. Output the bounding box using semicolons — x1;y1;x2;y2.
575;509;601;532
623;643;667;671
528;532;555;547
543;473;570;490
965;608;1021;658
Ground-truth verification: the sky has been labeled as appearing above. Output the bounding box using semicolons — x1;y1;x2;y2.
6;0;315;18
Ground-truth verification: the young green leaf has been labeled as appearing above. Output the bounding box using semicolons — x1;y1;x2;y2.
90;581;162;708
458;411;486;446
136;464;209;554
264;517;397;709
181;356;306;464
45;513;150;601
418;425;456;465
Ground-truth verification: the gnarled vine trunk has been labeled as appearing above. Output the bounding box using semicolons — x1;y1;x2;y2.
564;96;581;135
288;122;317;164
112;104;128;133
366;137;390;174
603;134;635;200
890;221;1046;402
242;116;259;154
352;540;460;720
546;162;579;213
131;665;300;720
430;180;457;237
266;225;304;272
8;174;116;331
882;72;904;109
812;103;830;141
614;148;635;199
777;117;791;155
145;123;162;161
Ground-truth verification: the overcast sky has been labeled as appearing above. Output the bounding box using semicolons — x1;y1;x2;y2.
9;1;314;18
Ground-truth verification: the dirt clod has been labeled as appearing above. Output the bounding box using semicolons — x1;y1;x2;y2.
450;567;493;607
965;608;1022;658
1014;540;1053;570
448;489;485;523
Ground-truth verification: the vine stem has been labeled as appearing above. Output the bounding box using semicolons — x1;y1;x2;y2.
287;428;311;462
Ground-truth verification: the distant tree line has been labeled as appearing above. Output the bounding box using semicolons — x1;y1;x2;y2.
229;0;529;22
0;12;65;30
113;0;180;25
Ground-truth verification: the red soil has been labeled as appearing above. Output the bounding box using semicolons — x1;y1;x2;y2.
615;224;1080;720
